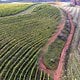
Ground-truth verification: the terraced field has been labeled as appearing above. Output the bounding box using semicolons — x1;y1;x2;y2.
0;3;62;80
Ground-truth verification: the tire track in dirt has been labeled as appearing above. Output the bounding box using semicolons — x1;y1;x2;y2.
62;6;80;80
39;6;76;80
38;9;66;79
53;12;75;80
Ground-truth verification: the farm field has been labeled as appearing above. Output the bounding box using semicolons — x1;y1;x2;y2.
0;3;62;80
0;3;34;17
0;2;80;80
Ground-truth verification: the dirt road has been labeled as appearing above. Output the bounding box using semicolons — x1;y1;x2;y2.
62;6;80;80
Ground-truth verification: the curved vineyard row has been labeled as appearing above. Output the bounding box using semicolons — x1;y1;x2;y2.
0;4;62;80
0;37;46;73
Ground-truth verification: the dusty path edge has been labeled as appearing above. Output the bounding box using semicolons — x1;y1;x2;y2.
53;12;75;80
38;8;66;79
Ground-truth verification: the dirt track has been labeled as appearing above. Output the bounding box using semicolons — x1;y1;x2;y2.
39;11;66;78
39;5;79;80
54;12;75;80
62;6;80;80
39;5;80;80
1;3;79;80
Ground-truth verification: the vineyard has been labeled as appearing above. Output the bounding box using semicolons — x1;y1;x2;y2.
0;3;62;80
0;2;80;80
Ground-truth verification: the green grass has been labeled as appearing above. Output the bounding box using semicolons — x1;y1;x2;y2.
0;4;61;80
0;3;32;17
43;19;71;70
44;38;65;70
